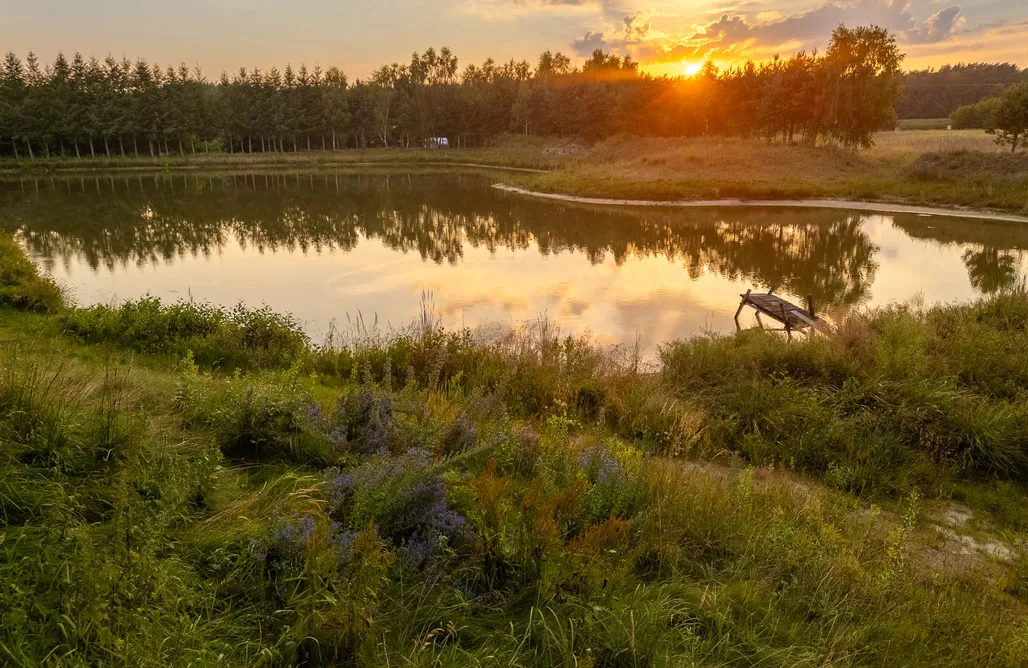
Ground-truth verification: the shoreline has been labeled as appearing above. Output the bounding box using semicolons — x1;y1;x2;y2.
493;183;1028;224
0;161;550;176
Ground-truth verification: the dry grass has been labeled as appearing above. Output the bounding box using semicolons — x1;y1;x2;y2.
565;131;1001;178
497;130;1028;212
868;130;1002;163
567;135;882;183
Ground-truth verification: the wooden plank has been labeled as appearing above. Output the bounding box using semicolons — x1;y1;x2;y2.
737;291;830;334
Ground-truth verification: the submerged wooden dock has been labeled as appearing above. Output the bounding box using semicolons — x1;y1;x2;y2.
735;289;831;337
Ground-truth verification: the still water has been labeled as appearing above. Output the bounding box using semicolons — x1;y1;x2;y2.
2;171;1026;352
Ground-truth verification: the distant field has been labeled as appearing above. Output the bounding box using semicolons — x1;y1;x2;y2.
868;129;1000;161
895;118;952;131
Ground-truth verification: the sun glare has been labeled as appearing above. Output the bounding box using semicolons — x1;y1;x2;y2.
683;61;703;77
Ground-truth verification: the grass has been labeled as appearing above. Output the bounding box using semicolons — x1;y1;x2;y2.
3;235;1028;665
896;119;952;131
501;133;1028;214
0;234;63;312
0;142;566;173
2;131;1025;213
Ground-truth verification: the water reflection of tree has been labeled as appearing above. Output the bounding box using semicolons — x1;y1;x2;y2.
1;172;882;309
962;248;1022;294
891;214;1028;296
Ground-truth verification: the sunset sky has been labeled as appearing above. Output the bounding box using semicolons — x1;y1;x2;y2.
4;0;1027;78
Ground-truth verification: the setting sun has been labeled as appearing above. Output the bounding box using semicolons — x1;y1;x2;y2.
683;60;704;76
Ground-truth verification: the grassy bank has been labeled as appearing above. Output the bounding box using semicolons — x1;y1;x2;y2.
4;131;1026;214
504;133;1028;214
0;142;565;174
3;237;1028;665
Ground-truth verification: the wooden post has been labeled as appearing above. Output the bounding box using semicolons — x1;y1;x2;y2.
806;295;815;319
780;303;791;340
735;289;751;328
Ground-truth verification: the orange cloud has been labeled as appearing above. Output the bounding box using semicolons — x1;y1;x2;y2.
571;0;986;70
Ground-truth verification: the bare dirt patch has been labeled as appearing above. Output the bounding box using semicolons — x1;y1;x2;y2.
920;501;1023;579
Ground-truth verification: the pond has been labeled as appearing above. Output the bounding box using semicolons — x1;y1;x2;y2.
2;171;1026;353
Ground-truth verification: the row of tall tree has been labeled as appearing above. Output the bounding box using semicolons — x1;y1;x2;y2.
0;25;904;158
897;63;1028;120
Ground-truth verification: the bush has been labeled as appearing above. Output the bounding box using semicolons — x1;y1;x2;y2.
313;386;398;455
64;297;309;370
658;297;1028;491
950;97;1002;129
324;453;473;569
0;234;63;312
175;369;336;463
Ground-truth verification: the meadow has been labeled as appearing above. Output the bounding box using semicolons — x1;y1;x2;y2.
505;131;1028;213
2;228;1028;666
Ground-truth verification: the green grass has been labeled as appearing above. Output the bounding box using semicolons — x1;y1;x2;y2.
2;235;1028;665
897;119;952;130
0;142;564;173
0;235;62;312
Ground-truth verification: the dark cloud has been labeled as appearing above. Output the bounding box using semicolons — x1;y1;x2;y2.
908;6;965;44
572;30;610;54
572;10;651;55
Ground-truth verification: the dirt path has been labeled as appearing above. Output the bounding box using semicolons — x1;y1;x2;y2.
493;183;1028;224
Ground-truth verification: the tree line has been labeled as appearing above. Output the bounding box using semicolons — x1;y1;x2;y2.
949;83;1028;152
0;25;903;159
896;63;1028;120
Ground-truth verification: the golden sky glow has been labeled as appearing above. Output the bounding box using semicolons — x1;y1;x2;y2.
2;1;1026;76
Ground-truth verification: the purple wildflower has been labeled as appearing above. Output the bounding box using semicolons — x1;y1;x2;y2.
318;387;395;455
579;447;627;487
400;531;435;569
325;469;358;515
329;523;359;569
441;416;477;455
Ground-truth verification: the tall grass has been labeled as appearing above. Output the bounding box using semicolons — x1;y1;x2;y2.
55;285;1028;493
63;297;310;371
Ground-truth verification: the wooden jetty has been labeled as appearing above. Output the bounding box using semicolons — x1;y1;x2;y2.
735;289;831;337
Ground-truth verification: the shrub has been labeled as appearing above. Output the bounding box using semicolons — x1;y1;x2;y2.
950;97;1002;130
324;452;474;569
439;415;478;456
63;297;309;370
0;234;63;312
658;298;1028;492
314;386;397;455
578;441;645;523
175;370;335;463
